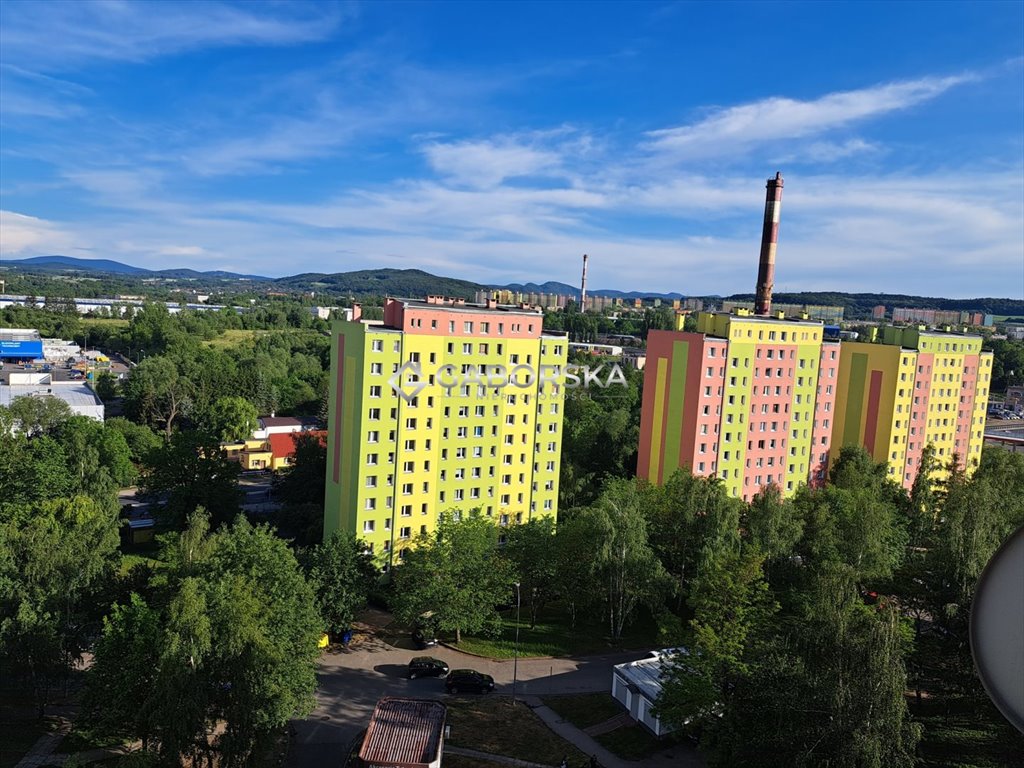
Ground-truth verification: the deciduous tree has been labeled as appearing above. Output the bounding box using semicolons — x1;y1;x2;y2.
391;510;515;643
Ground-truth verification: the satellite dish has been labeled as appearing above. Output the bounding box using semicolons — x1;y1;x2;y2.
970;525;1024;734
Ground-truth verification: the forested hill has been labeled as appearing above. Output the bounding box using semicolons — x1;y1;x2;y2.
725;291;1024;318
3;257;1021;313
274;269;482;299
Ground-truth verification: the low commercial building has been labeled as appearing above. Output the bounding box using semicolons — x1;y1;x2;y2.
1;374;104;421
1005;385;1024;412
358;698;446;768
0;328;44;362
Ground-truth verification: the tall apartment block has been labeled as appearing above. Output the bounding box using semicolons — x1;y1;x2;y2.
637;311;841;501
831;326;992;489
324;296;568;567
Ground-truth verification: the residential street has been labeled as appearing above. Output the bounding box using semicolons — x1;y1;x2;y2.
286;620;699;767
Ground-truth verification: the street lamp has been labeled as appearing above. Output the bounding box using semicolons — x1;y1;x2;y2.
512;581;521;706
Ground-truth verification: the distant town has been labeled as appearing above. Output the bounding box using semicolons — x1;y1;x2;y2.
3;171;1024;768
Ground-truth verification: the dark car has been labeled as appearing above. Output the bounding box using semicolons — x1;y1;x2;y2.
445;669;494;694
412;627;438;649
408;656;449;680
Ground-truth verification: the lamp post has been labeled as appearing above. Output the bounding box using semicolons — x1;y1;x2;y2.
512;581;521;706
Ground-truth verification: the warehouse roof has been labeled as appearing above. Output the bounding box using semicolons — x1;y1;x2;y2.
0;381;103;409
358;698;446;768
0;328;42;342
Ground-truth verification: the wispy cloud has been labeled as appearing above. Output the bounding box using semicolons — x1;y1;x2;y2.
0;210;78;255
0;1;348;71
423;137;565;189
645;74;976;158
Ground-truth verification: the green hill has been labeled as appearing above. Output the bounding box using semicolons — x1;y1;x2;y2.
274;269;482;299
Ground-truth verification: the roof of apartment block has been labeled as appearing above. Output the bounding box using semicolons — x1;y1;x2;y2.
393;296;544;316
358;698;446;767
719;312;828;328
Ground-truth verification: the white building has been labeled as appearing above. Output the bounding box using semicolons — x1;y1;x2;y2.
1;374;105;422
253;415;322;440
42;339;82;362
611;649;686;737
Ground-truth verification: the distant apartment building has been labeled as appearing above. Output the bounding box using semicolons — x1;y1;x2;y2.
720;301;845;324
891;307;985;327
872;305;886;320
473;289;570;310
831;326;992;488
637;311;840;501
325;296;568;567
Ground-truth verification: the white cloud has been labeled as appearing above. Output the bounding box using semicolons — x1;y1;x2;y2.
157;245;205;257
645;75;974;158
423;138;565;188
0;210;78;255
0;1;346;70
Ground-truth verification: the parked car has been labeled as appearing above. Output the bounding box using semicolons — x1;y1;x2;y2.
445;669;494;694
412;627;438;649
408;656;449;680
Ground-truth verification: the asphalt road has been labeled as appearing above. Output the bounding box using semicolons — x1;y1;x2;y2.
287;632;652;768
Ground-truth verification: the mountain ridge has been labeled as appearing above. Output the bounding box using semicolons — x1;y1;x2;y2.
3;255;1022;314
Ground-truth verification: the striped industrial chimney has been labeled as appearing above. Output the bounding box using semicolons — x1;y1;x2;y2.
754;172;784;316
580;253;589;311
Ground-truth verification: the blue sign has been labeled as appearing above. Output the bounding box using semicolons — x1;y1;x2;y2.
0;340;44;359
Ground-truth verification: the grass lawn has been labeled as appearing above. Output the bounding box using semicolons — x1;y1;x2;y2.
444;756;509;768
595;724;665;760
916;695;1024;768
203;328;307;349
81;318;129;329
456;604;658;659
446;696;587;764
542;693;625;730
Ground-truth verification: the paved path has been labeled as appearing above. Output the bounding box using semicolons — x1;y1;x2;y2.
287;622;704;768
525;697;703;768
14;719;70;768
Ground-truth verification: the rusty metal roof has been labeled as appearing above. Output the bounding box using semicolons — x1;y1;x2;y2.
358;698;446;767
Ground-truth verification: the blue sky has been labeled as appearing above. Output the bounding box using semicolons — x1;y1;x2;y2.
0;0;1021;298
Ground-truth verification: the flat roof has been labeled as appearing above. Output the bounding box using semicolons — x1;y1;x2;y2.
717;313;826;328
613;649;687;702
0;381;102;409
0;328;42;341
394;297;543;317
358;698;446;767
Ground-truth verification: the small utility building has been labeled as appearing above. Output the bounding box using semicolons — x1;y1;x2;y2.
611;649;683;737
358;698;446;768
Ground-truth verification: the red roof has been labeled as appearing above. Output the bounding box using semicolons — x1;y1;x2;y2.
359;698;446;767
268;430;326;460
